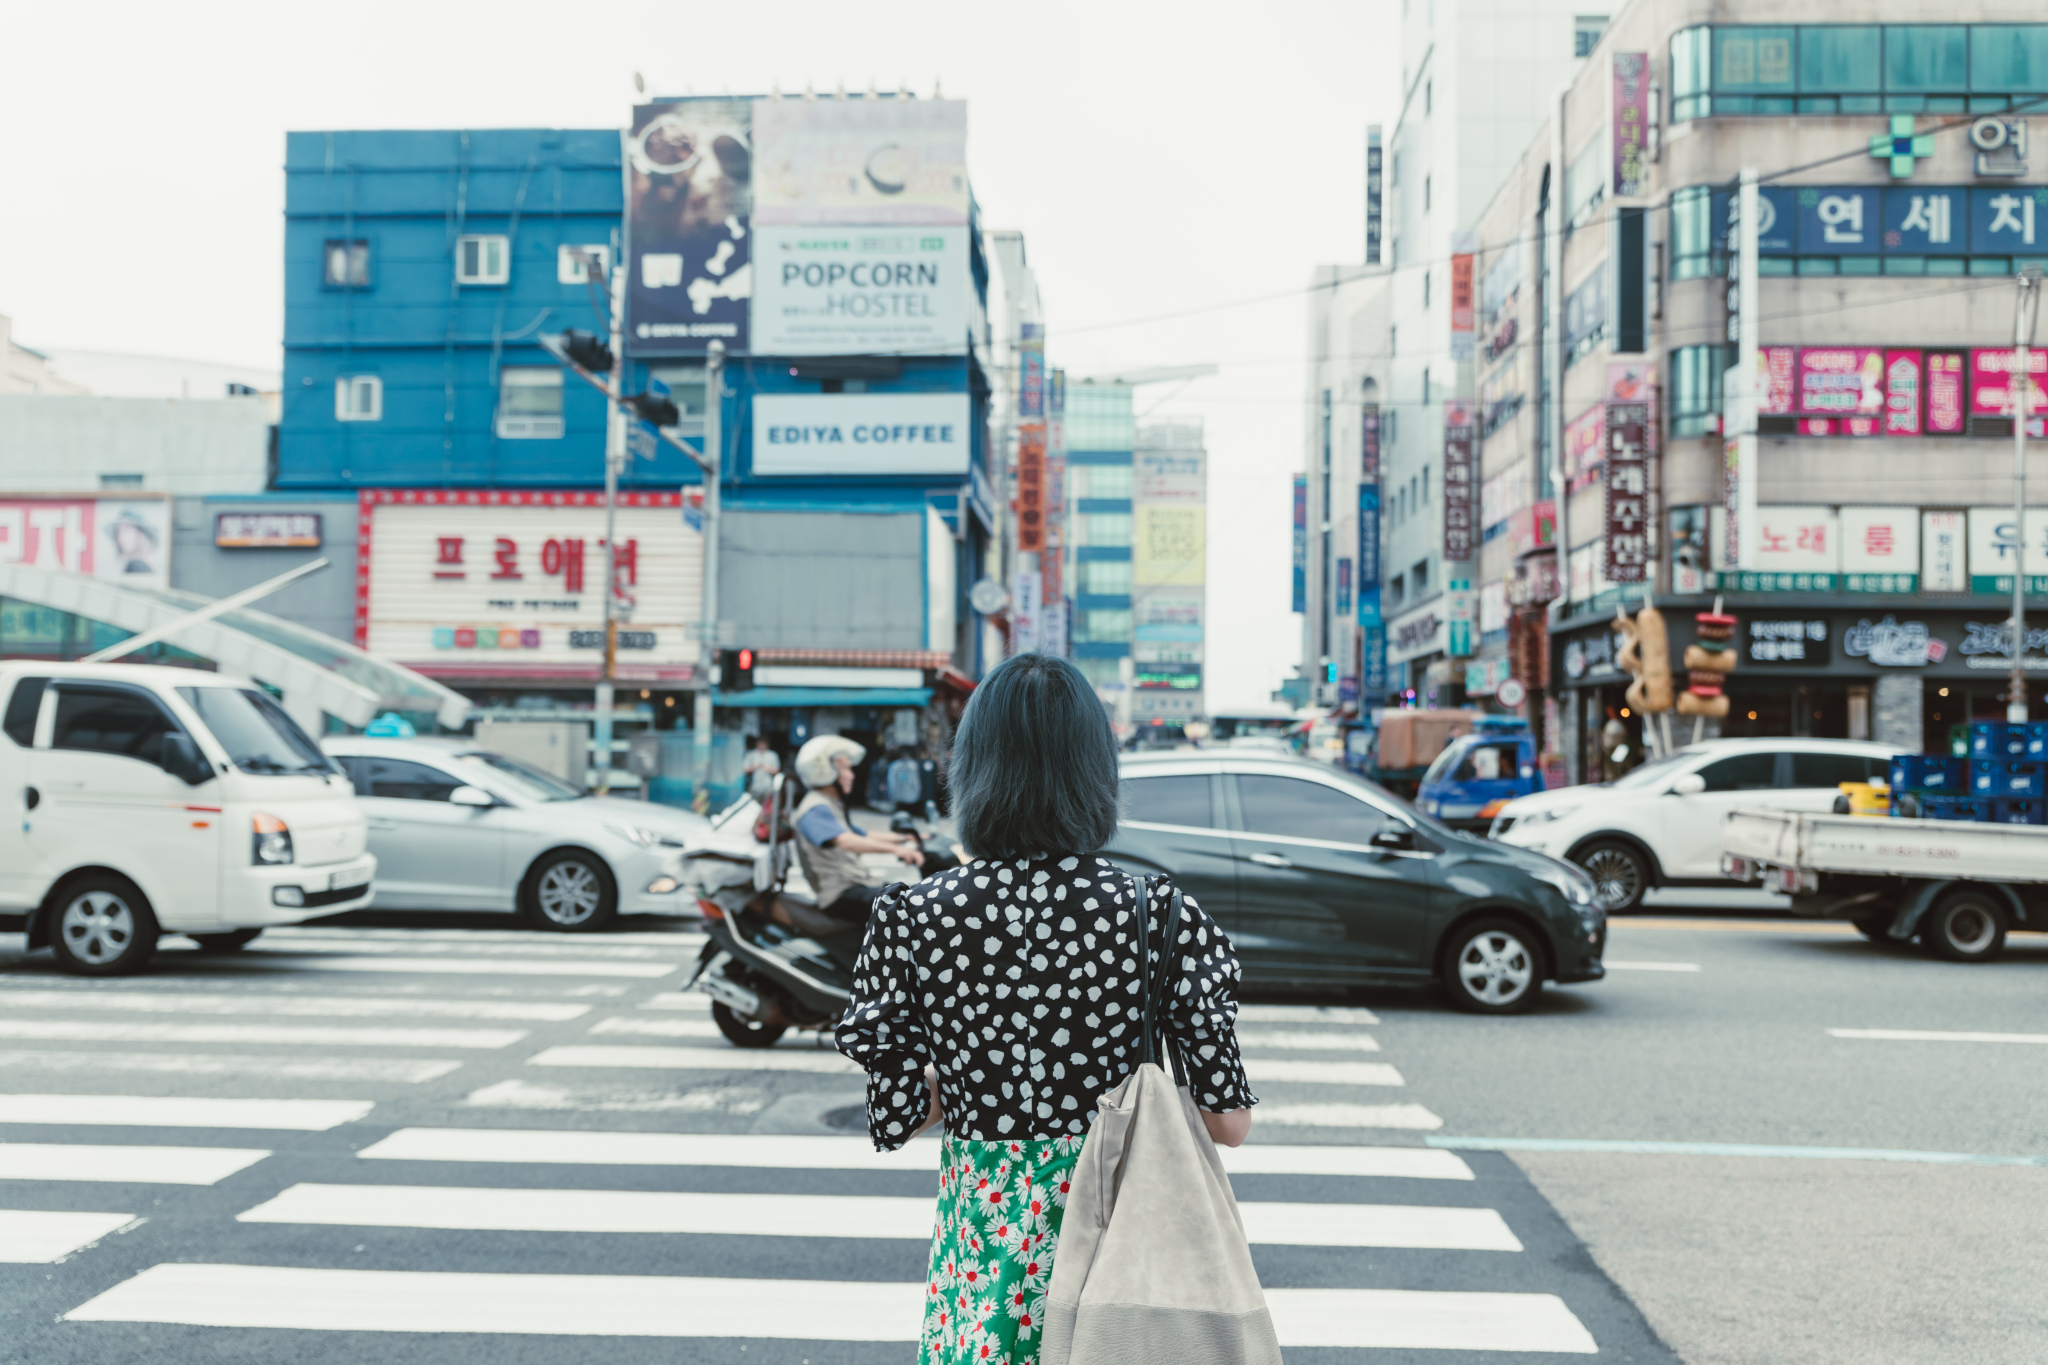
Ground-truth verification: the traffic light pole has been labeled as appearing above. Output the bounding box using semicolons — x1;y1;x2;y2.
594;248;629;796
692;341;725;814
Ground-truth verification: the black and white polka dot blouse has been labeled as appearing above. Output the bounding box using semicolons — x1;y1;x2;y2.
835;854;1256;1152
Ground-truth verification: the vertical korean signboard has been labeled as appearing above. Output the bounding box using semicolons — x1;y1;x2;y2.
1442;400;1476;563
1365;125;1384;265
1603;402;1651;582
1449;232;1476;362
627;100;753;355
1016;323;1046;553
1611;53;1649;197
1358;478;1384;705
1292;476;1308;613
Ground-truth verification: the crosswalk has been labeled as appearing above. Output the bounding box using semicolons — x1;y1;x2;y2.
2;920;1616;1359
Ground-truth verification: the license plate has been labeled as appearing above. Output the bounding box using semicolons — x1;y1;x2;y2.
325;866;369;893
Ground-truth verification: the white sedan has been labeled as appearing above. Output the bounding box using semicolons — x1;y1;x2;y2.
1490;737;1895;914
322;737;712;931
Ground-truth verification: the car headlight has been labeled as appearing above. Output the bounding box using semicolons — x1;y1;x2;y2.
1517;805;1579;827
252;813;294;865
604;823;661;848
1531;861;1596;907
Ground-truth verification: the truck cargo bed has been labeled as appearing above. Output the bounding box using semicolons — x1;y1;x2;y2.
1725;807;2048;884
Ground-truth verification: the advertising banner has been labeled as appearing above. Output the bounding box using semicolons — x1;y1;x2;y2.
215;511;322;549
752;99;968;226
1969;348;2048;430
1840;505;1920;593
1360;602;1387;702
1335;558;1353;616
1612;53;1650;197
1602;403;1651;582
358;492;702;673
1357;483;1381;597
627;100;753;356
1134;505;1204;586
1795;348;1884;417
1366;126;1384;265
749;226;966;356
1446;579;1474;658
1928;351;1967;433
1136;449;1203;502
1292;476;1307;613
1882;350;1923;435
1756;505;1840;577
1442;400;1476;562
0;496;170;589
1018;323;1045;418
1010;570;1042;655
1564;404;1604;492
1133;662;1202;691
1016;424;1046;552
1481;243;1521;365
1923;510;1966;593
1360;404;1381;480
1968;506;2048;593
1479;580;1509;636
751;392;971;475
1135;594;1203;643
1758;345;1796;415
1449;232;1476;362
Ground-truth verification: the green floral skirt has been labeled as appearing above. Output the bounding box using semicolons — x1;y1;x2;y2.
921;1131;1085;1365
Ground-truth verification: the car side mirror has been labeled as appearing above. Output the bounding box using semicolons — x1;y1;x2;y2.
449;785;495;808
1370;826;1414;853
1670;773;1706;796
161;733;213;787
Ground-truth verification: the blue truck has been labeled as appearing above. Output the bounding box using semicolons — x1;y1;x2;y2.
1416;716;1546;834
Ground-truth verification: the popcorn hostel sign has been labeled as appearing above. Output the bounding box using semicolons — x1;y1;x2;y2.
357;492;703;675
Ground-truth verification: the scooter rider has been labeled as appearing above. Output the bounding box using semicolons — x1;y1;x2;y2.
791;735;925;924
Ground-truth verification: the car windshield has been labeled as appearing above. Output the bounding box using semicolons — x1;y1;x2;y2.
178;687;337;775
1307;762;1471;843
452;750;584;802
1609;750;1698;790
1421;744;1461;788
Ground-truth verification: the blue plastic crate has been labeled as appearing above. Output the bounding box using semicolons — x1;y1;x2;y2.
1994;798;2046;825
1891;754;1964;792
1972;760;2045;797
1928;796;1991;821
2028;723;2048;760
1969;722;2029;760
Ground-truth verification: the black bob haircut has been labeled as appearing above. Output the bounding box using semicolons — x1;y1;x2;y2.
950;652;1120;858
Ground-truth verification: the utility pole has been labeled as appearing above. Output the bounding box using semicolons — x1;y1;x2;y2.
2008;267;2042;723
594;242;629;795
692;340;725;814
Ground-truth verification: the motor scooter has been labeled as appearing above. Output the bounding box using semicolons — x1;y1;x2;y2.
680;776;956;1048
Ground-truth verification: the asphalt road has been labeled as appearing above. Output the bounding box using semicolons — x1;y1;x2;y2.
2;899;2042;1363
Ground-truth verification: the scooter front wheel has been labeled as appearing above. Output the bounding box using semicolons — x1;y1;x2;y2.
712;1000;789;1048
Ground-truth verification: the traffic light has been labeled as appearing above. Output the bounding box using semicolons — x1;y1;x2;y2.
628;390;680;427
720;648;754;692
561;329;613;374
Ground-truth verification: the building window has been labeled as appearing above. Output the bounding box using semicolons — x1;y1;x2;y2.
457;234;511;286
1887;25;1968;92
335;375;382;422
1388;573;1405;607
1424;175;1432;213
1669;186;1716;280
1565;135;1606;229
1081;512;1133;547
1575;14;1609;57
1074;609;1133;644
323;239;370;289
496;367;563;439
1674;23;2048;120
1073;464;1134;499
1080;560;1133;595
1412;558;1430;594
557;244;611;284
1668;345;1728;438
1671;26;1712;119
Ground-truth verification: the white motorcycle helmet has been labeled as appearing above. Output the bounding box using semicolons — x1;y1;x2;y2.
795;734;866;790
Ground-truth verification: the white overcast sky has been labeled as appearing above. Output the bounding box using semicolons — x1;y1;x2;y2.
0;0;1401;710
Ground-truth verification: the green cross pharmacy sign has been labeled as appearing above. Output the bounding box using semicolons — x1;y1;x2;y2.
1870;115;1936;178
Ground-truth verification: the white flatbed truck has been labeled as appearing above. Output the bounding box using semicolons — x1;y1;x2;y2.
1721;808;2048;963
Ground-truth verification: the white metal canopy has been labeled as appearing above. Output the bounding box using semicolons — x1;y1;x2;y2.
0;562;471;732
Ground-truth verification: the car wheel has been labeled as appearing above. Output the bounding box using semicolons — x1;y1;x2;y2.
1575;840;1650;915
1441;918;1543;1015
523;851;618;932
1921;892;2007;963
711;1000;790;1048
49;876;160;976
188;928;264;951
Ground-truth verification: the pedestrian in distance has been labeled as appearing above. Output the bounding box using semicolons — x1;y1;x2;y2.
742;735;781;800
837;652;1255;1365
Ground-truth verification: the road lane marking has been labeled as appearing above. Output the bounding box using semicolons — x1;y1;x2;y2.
0;1209;137;1262
1252;1103;1444;1130
1622;918;1856;934
0;1052;460;1083
1237;1029;1380;1051
68;1266;1591;1350
1247;1059;1405;1087
0;1095;372;1131
201;956;678;978
585;1016;840;1047
0;1020;526;1050
240;1182;1519;1251
262;928;705;948
527;1045;859;1073
1602;961;1702;972
1236;1005;1381;1025
241;939;687;962
459;1080;768;1114
0;1143;270;1185
1265;1288;1596;1353
1429;1135;2048;1166
1829;1028;2048;1045
358;1128;1473;1180
0;989;591;1022
636;992;710;1011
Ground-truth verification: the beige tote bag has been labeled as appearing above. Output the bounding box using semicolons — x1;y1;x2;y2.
1039;880;1282;1365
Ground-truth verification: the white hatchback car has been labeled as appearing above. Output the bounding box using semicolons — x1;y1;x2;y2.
322;737;710;931
1491;737;1896;913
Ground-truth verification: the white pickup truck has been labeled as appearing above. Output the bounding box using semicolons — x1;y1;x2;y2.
1721;808;2048;963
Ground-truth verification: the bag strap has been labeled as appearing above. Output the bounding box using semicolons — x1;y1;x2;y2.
1134;872;1188;1087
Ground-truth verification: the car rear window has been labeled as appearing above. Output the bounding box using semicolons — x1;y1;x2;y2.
1121;774;1215;828
1236;774;1390;844
1790;752;1886;788
1695;752;1780;792
2;676;48;747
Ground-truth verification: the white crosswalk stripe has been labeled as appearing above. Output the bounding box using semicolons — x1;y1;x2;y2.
5;925;1603;1357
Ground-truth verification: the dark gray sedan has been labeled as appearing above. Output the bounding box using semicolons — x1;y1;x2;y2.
1105;751;1606;1013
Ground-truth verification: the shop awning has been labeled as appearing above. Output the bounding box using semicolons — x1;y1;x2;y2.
715;687;934;709
0;562;471;732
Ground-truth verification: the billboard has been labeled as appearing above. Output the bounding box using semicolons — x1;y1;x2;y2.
1016;424;1046;552
1612;53;1650;197
627;100;753;356
1135;506;1204;586
752;99;968;226
1441;400;1476;562
751;393;971;476
1449;232;1476;362
749;226;966;356
0;497;171;589
1602;403;1651;582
